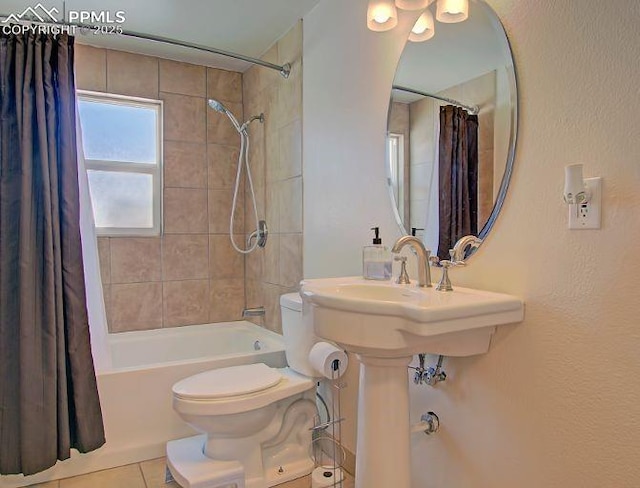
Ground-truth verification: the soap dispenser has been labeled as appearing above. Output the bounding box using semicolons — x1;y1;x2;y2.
363;227;392;280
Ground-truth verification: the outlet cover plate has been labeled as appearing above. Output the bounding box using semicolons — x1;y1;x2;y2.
569;177;602;229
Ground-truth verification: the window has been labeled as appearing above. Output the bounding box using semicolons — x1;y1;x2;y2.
77;91;163;236
387;132;405;220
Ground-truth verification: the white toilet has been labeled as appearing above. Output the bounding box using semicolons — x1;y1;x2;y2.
167;293;339;488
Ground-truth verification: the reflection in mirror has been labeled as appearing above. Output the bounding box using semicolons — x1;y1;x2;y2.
387;0;517;260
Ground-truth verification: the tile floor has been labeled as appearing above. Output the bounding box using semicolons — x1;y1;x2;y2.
27;458;355;488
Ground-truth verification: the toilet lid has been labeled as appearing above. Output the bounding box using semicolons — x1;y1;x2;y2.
172;363;282;400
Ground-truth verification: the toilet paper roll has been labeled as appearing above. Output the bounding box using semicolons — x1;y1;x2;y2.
309;342;348;379
311;466;344;488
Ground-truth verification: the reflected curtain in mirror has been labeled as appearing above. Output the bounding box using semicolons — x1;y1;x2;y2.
437;105;478;260
0;32;105;475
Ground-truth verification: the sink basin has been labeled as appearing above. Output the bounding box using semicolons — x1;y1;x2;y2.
301;276;524;357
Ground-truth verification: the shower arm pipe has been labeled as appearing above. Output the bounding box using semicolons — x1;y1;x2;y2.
392;85;479;115
0;14;292;78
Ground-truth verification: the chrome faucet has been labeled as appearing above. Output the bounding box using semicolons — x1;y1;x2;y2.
451;235;482;262
391;235;432;287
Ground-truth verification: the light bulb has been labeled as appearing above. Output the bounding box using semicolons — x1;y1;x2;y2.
436;0;469;23
409;10;435;42
374;9;391;23
367;0;398;32
395;0;430;11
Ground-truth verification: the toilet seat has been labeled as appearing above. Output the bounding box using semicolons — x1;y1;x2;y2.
173;363;283;400
172;366;315;417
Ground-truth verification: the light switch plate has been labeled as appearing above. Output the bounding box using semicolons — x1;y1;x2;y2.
568;177;602;229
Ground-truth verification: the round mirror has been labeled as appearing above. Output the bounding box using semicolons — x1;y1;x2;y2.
386;0;517;260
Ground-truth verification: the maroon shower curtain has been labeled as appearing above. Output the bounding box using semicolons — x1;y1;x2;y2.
437;105;479;261
0;32;105;475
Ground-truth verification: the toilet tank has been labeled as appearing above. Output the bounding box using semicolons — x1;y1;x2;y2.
280;293;319;378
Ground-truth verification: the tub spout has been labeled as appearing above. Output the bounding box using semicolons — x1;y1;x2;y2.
242;307;265;318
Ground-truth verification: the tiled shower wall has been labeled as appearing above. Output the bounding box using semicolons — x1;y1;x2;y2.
242;22;304;333
75;45;247;332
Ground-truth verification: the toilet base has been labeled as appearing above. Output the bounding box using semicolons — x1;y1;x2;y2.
167;435;314;488
167;435;245;488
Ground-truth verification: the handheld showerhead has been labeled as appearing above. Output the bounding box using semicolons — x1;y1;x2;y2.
207;98;227;114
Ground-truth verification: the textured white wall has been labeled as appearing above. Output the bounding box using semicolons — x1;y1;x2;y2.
303;0;640;486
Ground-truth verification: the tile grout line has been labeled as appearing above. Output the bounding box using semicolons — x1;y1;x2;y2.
136;461;148;488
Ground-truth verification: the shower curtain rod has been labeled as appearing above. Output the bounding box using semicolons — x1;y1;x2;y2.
392;85;479;115
0;14;291;78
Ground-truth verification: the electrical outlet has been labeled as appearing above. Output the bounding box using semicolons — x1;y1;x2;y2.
568;177;602;229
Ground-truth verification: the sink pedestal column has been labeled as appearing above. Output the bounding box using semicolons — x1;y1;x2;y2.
354;355;412;488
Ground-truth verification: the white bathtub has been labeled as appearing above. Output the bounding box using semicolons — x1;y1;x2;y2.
2;321;286;487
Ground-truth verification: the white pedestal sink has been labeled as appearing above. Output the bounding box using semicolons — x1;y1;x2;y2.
300;277;524;488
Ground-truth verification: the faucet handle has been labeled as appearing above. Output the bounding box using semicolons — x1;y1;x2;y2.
395;256;411;285
434;250;464;292
429;255;441;267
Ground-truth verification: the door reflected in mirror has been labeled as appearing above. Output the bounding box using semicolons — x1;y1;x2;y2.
387;0;517;260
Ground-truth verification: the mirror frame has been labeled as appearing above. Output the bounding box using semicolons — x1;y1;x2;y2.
386;0;519;258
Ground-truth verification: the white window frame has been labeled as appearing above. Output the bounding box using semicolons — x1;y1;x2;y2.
387;132;405;221
77;90;163;237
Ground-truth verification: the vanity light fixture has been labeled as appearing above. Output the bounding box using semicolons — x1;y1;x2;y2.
436;0;469;23
367;0;467;36
409;9;435;42
367;0;399;32
395;0;431;11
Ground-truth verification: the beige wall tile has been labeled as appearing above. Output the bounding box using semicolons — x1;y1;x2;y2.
278;118;302;180
160;60;206;97
277;61;302;127
258;44;281;93
207;101;243;146
245;178;265;229
245;243;264;282
164;141;207;189
207;68;242;103
162;92;206;143
163;280;209;327
106;50;158;98
209;235;244;279
102;284;111;330
208;189;244;234
162;234;209;281
208;143;240;189
97;237;110;284
139;458;180;488
247;120;266;181
242;66;259;109
262;283;284;334
246;279;264;310
108;283;163;332
264;88;280;184
110;237;161;284
263;233;280;285
59;464;145;488
75;44;106;92
279;234;303;288
278;177;303;233
209;279;244;322
266;182;280;234
164;188;208;234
